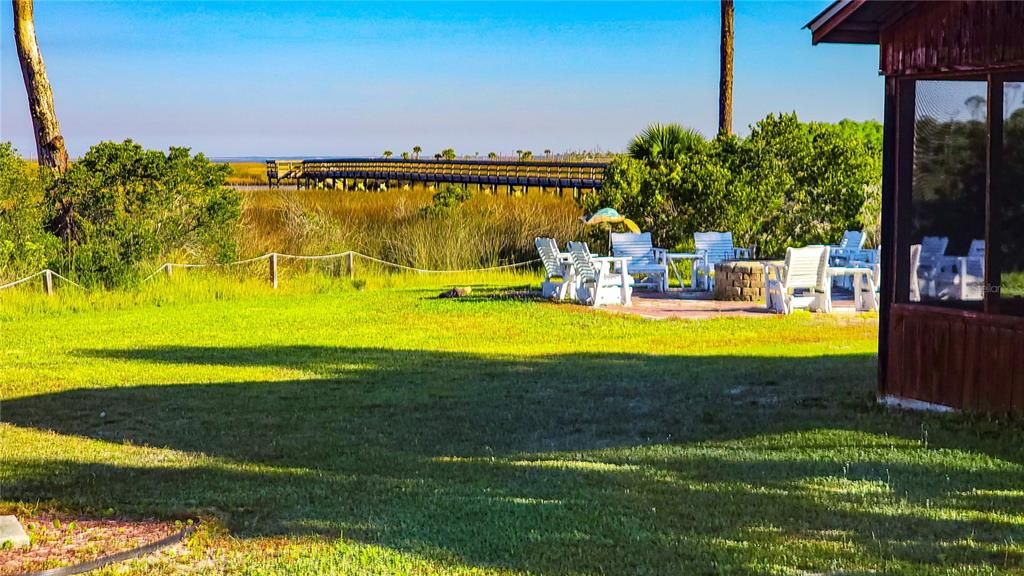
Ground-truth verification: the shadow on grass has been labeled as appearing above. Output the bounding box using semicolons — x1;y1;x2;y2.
4;346;1024;573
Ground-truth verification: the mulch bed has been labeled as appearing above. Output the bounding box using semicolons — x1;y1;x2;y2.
0;514;183;575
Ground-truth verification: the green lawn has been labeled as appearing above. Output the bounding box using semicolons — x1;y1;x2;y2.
2;276;1023;575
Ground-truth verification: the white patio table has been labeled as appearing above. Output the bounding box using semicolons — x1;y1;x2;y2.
666;252;702;291
592;256;632;306
828;266;877;312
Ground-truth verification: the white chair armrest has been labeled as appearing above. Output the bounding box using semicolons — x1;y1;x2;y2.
764;263;785;283
837;248;875;265
734;247;751;260
651;247;669;264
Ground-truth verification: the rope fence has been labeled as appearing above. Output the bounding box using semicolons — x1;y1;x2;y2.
2;251;542;296
0;269;83;295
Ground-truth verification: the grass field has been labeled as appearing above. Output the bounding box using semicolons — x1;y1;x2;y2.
2;275;1023;575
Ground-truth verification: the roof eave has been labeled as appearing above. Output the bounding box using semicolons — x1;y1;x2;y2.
805;0;879;45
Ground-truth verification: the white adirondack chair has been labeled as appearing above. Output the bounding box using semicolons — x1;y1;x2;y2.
765;245;832;314
535;237;576;301
936;239;985;301
829;230;867;263
566;241;633;307
829;230;868;288
610;232;669;292
692;232;752;291
912;235;949;299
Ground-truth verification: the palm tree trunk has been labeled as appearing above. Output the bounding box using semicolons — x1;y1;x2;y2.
718;0;734;136
13;0;68;174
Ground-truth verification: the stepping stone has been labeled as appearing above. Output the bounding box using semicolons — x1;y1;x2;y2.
0;515;30;548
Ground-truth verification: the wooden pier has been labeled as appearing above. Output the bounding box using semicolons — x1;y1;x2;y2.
266;158;607;196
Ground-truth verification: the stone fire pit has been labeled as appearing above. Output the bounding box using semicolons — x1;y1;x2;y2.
713;260;781;302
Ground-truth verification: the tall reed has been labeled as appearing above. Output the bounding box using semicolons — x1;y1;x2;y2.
239;189;585;270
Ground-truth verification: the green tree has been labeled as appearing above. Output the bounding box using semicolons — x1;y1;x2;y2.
628;123;706;167
441;148;456;161
544;149;552;159
383;150;393;159
0;142;58;276
585;115;881;255
413;145;422;160
488;152;497;160
52;140;241;286
401;151;410;160
739;113;880;255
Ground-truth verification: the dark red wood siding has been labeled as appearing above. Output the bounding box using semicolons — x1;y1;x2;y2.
887;304;1024;413
880;1;1024;76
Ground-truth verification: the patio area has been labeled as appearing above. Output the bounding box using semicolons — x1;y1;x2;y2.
603;289;865;320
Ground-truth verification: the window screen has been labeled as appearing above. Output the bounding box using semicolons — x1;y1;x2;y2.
908;80;988;304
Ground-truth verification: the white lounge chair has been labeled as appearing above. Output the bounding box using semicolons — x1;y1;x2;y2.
912;235;949;299
692;232;752;291
765;245;831;314
535;237;576;301
936;239;985;301
610;232;669;292
566;241;633;307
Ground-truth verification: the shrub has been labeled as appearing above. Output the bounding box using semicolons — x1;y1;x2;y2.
422;183;472;216
0;143;59;279
740;114;880;256
587;115;882;257
50;140;240;287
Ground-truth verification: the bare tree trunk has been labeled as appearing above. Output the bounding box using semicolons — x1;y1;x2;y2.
718;0;734;136
13;0;68;174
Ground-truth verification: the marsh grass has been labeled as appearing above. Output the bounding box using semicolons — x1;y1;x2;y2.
238;189;584;271
224;162;268;186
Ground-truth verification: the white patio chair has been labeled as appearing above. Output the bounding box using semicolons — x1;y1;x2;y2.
829;230;869;289
829;230;867;264
610;232;669;292
855;247;882;311
765;245;831;314
936;239;985;301
692;232;752;291
535;237;576;301
566;241;633;307
912;236;949;299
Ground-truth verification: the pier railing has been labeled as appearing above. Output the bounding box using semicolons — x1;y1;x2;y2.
266;158;608;192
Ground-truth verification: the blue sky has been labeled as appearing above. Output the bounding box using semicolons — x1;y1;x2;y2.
0;1;883;159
